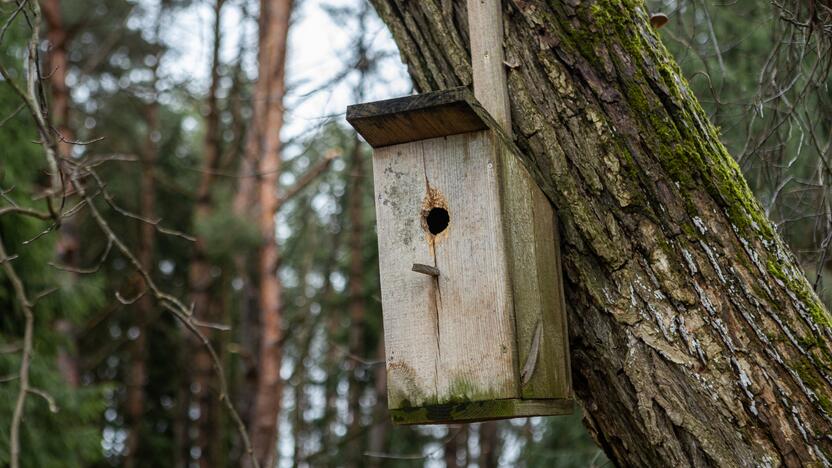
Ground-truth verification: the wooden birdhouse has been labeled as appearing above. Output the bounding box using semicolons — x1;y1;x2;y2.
346;87;572;424
346;0;571;425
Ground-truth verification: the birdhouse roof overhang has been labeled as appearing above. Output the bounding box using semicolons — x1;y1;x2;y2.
346;86;503;148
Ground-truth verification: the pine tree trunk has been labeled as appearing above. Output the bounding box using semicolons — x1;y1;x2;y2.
345;135;367;466
187;1;225;465
368;0;832;465
367;339;389;468
42;0;81;388
478;422;499;468
125;75;160;468
246;1;294;466
444;425;460;468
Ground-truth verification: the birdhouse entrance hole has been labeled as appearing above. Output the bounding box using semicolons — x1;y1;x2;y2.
425;207;449;235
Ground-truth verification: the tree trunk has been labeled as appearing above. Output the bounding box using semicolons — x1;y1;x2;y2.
366;338;389;468
230;4;260;453
345;134;367;466
245;1;294;466
478;422;498;468
125;76;160;468
42;0;81;388
444;425;460;468
187;1;225;465
368;0;832;465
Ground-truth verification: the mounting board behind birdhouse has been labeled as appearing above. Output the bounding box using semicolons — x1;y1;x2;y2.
347;87;572;424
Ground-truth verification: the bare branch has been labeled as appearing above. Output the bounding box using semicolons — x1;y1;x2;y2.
27;387;58;413
49;237;112;274
116;288;147;306
0;231;35;468
0;205;52;220
276;149;340;211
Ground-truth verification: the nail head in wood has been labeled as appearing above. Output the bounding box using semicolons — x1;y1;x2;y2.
412;263;440;277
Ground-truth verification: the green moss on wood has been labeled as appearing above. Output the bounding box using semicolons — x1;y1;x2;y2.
390;398;574;425
767;259;832;328
791;358;832;414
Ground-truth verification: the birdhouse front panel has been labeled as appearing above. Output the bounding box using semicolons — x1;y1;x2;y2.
347;87;572;424
372;131;519;409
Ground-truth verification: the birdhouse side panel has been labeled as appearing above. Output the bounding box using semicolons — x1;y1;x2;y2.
420;133;519;403
498;142;571;399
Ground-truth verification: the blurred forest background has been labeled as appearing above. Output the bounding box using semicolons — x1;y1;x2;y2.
0;0;828;467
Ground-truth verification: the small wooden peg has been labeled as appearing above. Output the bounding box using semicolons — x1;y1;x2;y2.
412;263;440;277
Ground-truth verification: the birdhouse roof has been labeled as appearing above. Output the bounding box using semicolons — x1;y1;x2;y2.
346;86;500;148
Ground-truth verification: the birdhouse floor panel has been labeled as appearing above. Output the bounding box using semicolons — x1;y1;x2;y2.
390;398;574;425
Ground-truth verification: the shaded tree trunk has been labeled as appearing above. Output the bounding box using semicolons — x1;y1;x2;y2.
187;1;225;466
42;0;80;388
229;4;261;454
366;339;388;468
345;134;367;466
478;422;498;468
444;425;460;468
125;70;160;468
368;0;832;465
124;9;165;466
245;1;294;466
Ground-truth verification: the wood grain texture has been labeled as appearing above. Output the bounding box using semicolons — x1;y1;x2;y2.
497;136;571;399
372;131;519;410
372;140;439;409
390;398;574;425
347;87;489;147
467;0;511;134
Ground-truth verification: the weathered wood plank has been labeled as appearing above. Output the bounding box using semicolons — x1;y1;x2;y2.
372;141;440;409
423;132;518;404
531;179;572;398
346;87;491;148
497;137;571;399
467;0;512;134
372;131;520;410
390;398;574;425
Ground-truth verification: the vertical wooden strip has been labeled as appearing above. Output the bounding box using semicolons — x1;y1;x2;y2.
467;0;512;135
423;132;519;403
372;142;440;409
530;178;571;397
498;141;571;399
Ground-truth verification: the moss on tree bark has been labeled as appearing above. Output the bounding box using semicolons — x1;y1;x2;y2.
368;0;832;465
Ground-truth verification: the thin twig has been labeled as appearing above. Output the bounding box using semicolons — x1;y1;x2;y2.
1;231;35;468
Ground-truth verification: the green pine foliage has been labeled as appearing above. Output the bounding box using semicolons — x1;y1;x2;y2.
0;40;106;467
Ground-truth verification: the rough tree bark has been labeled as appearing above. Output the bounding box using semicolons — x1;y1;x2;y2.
245;0;294;466
187;0;225;465
368;0;832;465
